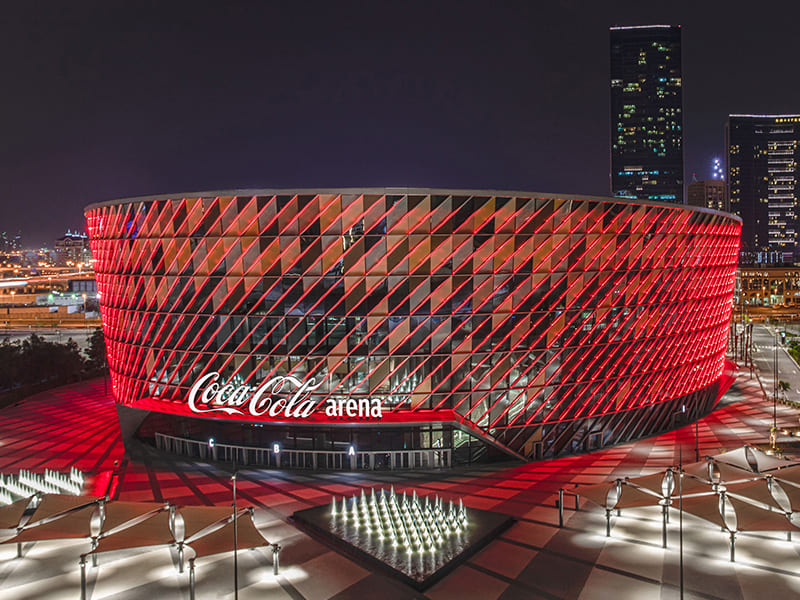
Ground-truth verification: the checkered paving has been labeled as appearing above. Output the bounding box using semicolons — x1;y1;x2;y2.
1;372;799;598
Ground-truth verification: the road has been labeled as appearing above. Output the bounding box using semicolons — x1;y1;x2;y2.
750;323;800;404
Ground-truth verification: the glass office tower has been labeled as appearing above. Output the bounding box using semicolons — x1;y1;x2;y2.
610;25;684;203
727;114;800;265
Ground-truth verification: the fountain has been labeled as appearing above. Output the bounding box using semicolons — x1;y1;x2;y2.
292;487;514;590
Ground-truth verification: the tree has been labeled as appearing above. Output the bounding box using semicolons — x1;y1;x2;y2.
0;340;22;390
779;380;791;402
85;328;107;372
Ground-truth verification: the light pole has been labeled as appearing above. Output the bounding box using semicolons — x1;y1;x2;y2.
678;448;684;600
232;468;239;600
769;328;779;454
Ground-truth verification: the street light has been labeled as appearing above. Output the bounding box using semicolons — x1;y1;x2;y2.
769;329;779;454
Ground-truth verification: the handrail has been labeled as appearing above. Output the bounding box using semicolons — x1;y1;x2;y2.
154;432;452;471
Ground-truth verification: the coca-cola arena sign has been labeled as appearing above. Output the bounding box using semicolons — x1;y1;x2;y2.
187;372;384;419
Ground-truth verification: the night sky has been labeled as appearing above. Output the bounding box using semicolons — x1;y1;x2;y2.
2;1;799;246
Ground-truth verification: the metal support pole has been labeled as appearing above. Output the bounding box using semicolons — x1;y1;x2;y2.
730;531;736;562
189;558;196;600
695;419;699;463
16;542;21;558
272;543;281;575
662;503;668;549
788;531;792;542
178;542;184;574
558;489;564;528
232;470;238;600
605;509;611;537
574;493;579;511
720;491;727;532
679;456;684;600
80;554;87;600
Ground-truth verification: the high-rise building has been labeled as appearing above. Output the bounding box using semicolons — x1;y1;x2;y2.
688;179;727;212
0;231;22;254
727;114;800;264
610;25;684;203
54;231;92;267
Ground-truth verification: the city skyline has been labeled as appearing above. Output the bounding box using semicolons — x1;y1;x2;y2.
2;1;799;246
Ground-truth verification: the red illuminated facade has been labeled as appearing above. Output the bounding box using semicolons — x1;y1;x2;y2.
85;190;740;463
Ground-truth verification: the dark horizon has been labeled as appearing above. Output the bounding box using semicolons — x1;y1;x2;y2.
2;0;799;246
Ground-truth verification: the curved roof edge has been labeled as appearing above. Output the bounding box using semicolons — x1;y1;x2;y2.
84;188;742;224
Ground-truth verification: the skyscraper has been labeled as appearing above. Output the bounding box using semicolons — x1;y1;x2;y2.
610;25;684;203
727;114;800;264
688;179;726;212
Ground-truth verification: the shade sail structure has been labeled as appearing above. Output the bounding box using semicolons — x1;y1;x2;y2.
714;461;755;483
574;482;617;509
674;474;713;496
713;447;757;472
770;464;800;488
188;515;269;559
626;472;668;497
771;479;800;511
749;452;797;473
93;510;174;554
675;494;725;529
682;461;713;482
27;494;98;525
178;506;239;542
727;497;796;532
725;479;782;510
0;497;33;529
101;501;166;535
615;484;661;509
5;505;96;543
713;446;794;474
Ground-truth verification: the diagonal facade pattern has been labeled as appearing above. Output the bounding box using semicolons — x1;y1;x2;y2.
85;190;740;459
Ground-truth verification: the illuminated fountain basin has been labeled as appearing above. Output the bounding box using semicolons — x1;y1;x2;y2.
292;487;515;590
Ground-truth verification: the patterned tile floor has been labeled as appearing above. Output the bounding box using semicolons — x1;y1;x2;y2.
0;369;799;599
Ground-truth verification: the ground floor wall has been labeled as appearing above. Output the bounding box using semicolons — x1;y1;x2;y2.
117;378;722;468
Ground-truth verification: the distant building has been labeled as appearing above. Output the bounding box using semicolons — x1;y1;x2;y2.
727;114;800;264
0;231;22;255
610;25;684;203
687;179;727;212
737;266;800;308
54;231;92;267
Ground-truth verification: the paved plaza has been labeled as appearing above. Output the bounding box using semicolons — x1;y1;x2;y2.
1;369;799;599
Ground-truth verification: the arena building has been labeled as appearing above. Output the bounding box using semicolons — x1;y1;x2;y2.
85;190;741;467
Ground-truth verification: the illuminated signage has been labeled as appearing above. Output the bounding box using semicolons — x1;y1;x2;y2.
187;372;383;420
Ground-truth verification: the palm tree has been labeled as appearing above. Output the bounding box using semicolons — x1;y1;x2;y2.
778;380;791;402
